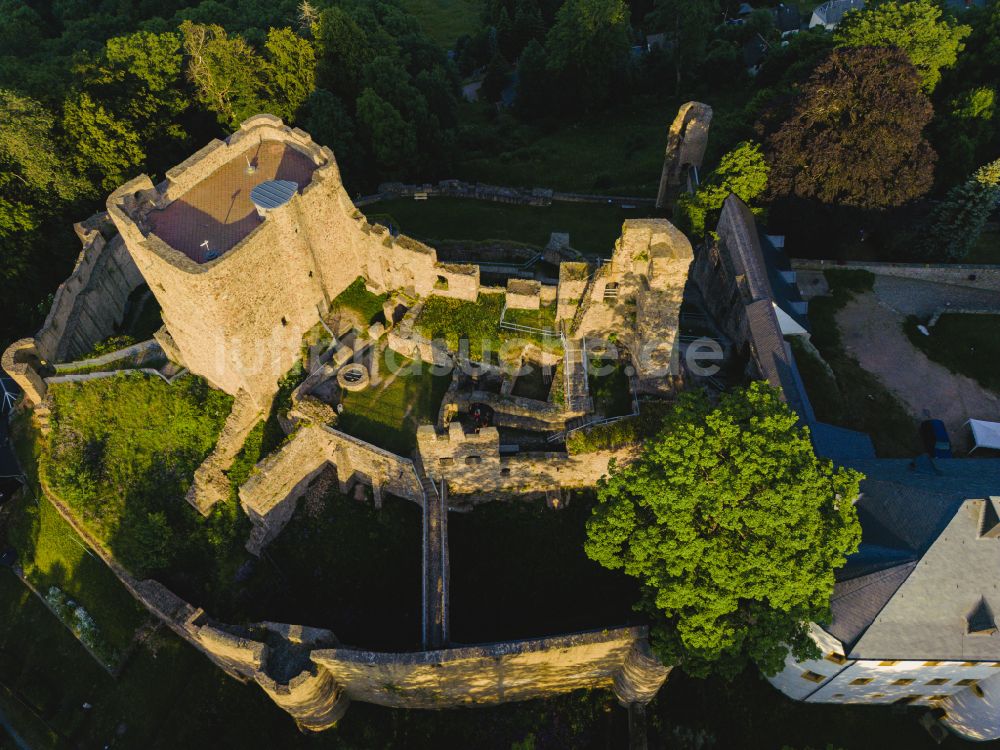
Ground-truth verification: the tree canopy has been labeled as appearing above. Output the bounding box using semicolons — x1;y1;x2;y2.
834;0;969;93
545;0;631;111
585;383;862;678
767;46;936;210
920;157;1000;260
677;141;769;238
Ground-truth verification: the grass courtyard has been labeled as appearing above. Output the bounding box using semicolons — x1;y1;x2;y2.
337;355;452;455
331;276;389;326
364;197;649;257
904;312;1000;395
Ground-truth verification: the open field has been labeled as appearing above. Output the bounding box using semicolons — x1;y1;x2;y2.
365;196;648;257
400;0;481;48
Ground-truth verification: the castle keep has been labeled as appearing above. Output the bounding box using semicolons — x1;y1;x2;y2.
106;114;480;407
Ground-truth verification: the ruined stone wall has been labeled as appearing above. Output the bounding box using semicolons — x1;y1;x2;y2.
576;220;692;394
505;279;542;309
239;424;424;551
416;424;636;495
312;628;669;709
106;115;480;406
35;214;145;364
656;102;713;208
790;258;1000;293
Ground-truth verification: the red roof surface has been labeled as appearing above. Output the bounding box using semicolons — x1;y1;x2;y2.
149;141;318;263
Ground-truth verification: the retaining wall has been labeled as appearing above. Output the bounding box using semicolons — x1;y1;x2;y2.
791;259;1000;293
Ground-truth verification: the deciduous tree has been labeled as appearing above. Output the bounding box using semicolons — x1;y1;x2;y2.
920;158;1000;260
544;0;630;110
585;383;862;678
767;47;935;210
678;141;770;238
62;92;145;193
834;0;969;93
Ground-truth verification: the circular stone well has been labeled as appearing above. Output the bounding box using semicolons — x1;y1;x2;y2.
337;363;370;392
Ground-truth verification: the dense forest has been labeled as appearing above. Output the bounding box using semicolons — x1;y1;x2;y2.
1;0;998;361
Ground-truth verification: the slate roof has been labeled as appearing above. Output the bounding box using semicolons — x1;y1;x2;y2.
825;458;1000;659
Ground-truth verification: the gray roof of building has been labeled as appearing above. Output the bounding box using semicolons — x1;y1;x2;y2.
827;458;1000;659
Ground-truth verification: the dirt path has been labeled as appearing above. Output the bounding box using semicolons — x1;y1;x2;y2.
835;292;1000;452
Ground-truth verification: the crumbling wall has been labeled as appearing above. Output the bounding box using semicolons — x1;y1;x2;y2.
505;279;542;310
416;424;636;496
576;220;692;394
239;424;424;552
35;214;145;363
656;102;714;209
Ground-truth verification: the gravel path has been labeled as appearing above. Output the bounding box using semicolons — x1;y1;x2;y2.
835;292;1000;452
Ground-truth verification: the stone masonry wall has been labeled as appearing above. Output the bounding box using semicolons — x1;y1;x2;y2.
416;423;636;496
106;115;482;407
35;214;145;363
311;628;669;709
239;424;424;551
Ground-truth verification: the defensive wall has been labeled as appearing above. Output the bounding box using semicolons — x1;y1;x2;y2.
239;423;424;552
656;101;713;208
416;422;636;498
24;440;667;732
1;213;145;405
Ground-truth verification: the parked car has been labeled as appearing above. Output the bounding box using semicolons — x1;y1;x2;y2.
920;419;953;459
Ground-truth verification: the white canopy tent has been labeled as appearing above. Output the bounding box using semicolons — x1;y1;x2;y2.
966;419;1000;454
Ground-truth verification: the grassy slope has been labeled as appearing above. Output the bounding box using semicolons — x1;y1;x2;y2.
6;412;146;659
42;375;231;573
904;312;1000;394
364;197;648;257
453;96;678;196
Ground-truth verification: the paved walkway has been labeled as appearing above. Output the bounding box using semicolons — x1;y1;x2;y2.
836;293;1000;451
872;276;1000;318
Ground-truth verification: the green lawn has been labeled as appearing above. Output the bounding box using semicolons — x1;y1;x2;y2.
400;0;481;48
364;197;650;257
793;270;921;457
416;291;505;359
337;357;452;455
905;313;1000;394
41;374;233;576
963;229;1000;264
332;276;389;326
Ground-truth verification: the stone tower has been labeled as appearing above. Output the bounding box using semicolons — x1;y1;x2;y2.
106;115;476;407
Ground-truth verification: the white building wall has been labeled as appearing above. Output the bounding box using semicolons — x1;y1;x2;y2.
807;660;1000;707
769;625;1000;741
942;671;1000;741
767;624;851;701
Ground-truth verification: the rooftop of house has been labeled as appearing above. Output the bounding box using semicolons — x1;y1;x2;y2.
826;456;1000;660
148;140;318;263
